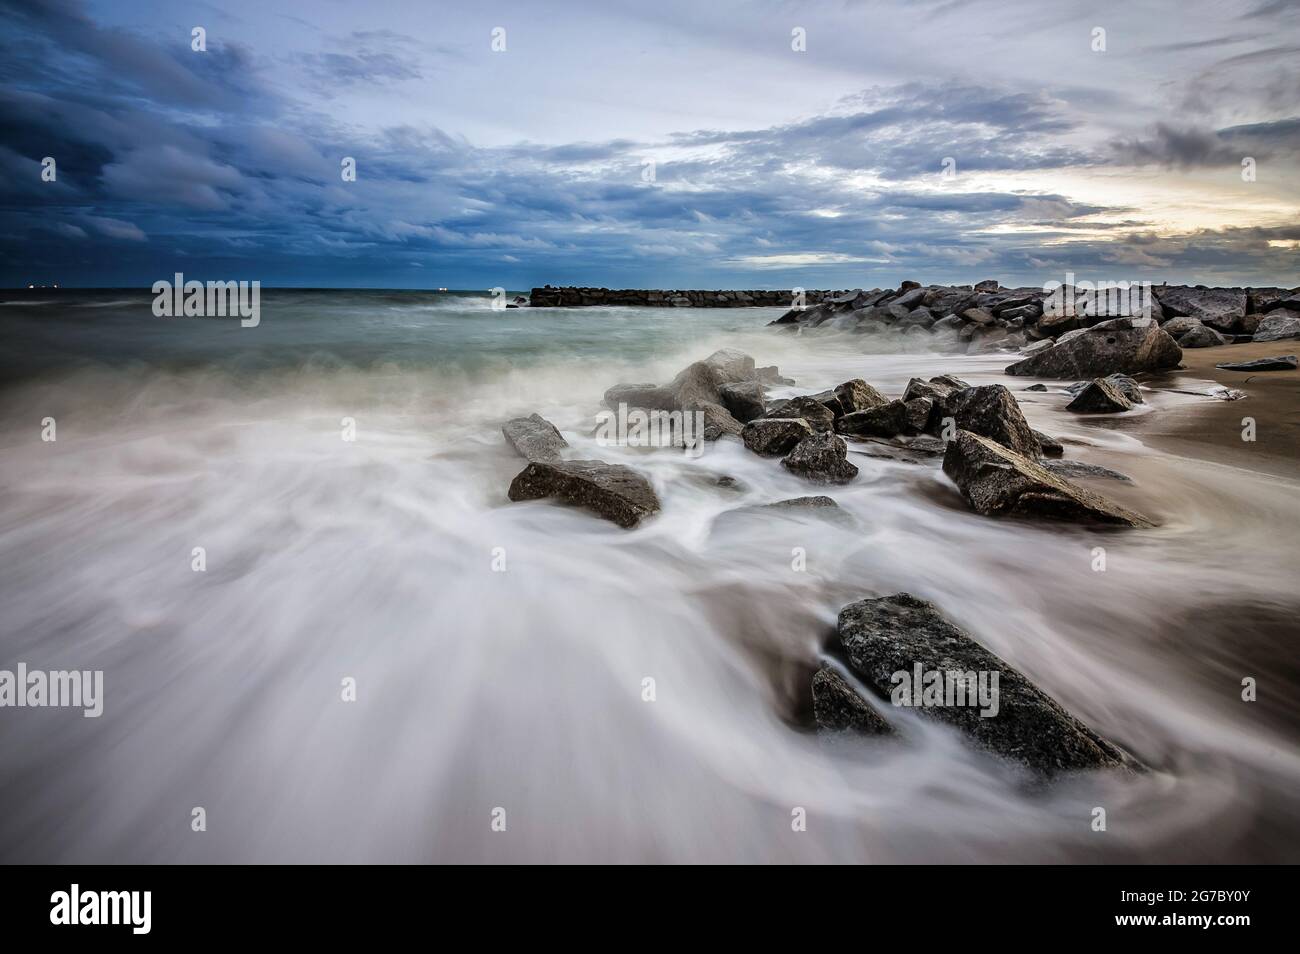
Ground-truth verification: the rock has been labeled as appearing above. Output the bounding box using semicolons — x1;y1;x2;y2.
1037;310;1079;337
603;382;674;411
742;417;815;456
1252;310;1300;342
1160;315;1204;337
834;379;888;415
1214;355;1297;372
837;399;911;438
1005;326;1181;378
765;395;835;432
759;495;842;512
508;460;661;528
962;307;996;325
812;667;893;734
1020;338;1054;357
901;376;958;404
942;430;1154;527
1033;430;1064;457
974;279;1001;292
1065;374;1142;404
940;385;1041;458
502;413;568;463
1043;460;1131;482
930;374;972;390
756;365;795;385
836;593;1131;774
1156;285;1247;332
1178;325;1228;348
1024;383;1048;392
1065;378;1135;413
718;381;767;423
781;431;859;484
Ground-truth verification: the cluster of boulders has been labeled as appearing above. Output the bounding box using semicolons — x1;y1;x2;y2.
528;286;837;308
813;594;1138;776
770;279;1300;356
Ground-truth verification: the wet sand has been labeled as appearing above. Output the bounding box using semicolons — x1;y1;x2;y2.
1137;341;1300;477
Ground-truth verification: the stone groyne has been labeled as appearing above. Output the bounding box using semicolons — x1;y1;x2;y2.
528;286;834;307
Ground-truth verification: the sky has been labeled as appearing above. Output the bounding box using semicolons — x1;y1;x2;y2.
1;0;1298;289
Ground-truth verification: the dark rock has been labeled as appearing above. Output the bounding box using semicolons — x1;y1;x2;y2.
942;430;1154;527
1159;315;1204;337
742;417;815;456
931;374;972;390
903;397;934;433
718;381;767;423
1005;326;1181;378
1065;374;1142;404
1025;383;1048;392
1037;310;1079;337
1043;460;1131;482
603;382;674;411
1065;378;1135;413
1178;325;1228;348
755;365;795;385
781;431;859;484
837;593;1131;774
837;399;911;437
962;306;996;325
1033;429;1064;457
812;667;893;734
765;395;835;432
760;495;842;512
1156;285;1247;332
1214;355;1297;372
508;460;661;528
502;413;568;463
1019;339;1054;358
940;385;1040;458
1252;310;1300;342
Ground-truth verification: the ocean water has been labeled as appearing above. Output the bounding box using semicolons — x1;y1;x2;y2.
1;289;1298;863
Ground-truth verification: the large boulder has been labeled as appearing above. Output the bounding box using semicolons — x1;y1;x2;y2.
502;413;568;462
781;431;859;484
1004;326;1181;378
1253;310;1300;342
812;667;893;734
1155;285;1247;332
508;460;661;528
942;430;1154;527
742;417;814;456
938;384;1041;458
837;593;1132;774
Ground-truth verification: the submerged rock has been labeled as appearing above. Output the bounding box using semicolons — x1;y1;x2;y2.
1042;460;1132;482
836;593;1132;775
1065;378;1135;413
942;430;1154;527
1005;326;1181;378
1214;355;1297;372
502;413;568;462
812;667;893;734
781;431;859;484
742;417;814;456
507;460;660;528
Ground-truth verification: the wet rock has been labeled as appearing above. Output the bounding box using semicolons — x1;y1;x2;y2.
1065;374;1142;404
1032;429;1064;457
718;381;767;423
603;382;674;411
742;417;815;456
1043;460;1132;482
764;395;835;432
812;667;893;735
508;460;661;528
902;376;958;404
781;431;859;484
1252;310;1300;342
942;430;1154;527
756;365;796;385
962;306;997;325
940;384;1041;458
1065;378;1135;413
1160;315;1205;338
1005;326;1181;378
1020;338;1054;357
760;495;842;512
837;593;1131;774
903;397;934;433
835;378;889;415
1214;355;1297;372
837;399;911;437
502;413;569;463
1024;383;1049;392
